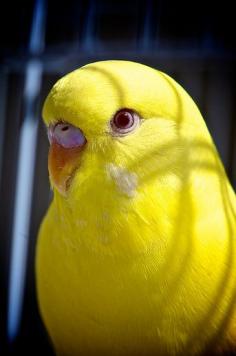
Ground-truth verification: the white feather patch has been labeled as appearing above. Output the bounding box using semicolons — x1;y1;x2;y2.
106;163;138;197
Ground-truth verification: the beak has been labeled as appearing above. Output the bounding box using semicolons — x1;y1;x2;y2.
48;142;85;195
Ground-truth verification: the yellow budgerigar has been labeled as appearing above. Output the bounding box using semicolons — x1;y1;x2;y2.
36;60;236;356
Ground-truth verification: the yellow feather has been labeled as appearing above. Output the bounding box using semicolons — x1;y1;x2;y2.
36;60;236;355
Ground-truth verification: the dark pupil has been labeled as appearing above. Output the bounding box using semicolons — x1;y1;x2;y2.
114;111;132;128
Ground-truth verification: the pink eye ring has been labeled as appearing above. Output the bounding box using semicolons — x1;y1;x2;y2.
48;122;86;148
110;108;140;135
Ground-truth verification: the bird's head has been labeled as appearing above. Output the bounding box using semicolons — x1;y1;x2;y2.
43;59;208;193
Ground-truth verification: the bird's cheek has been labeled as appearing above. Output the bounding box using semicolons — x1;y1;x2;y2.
48;142;84;196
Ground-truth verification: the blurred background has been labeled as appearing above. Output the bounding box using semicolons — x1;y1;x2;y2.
0;0;235;354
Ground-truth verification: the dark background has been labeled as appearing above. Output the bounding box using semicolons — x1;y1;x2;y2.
0;0;235;355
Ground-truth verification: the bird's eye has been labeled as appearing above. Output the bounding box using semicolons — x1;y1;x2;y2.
110;109;140;135
48;122;86;148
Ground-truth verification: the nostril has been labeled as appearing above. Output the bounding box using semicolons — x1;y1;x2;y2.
48;122;87;149
61;125;69;131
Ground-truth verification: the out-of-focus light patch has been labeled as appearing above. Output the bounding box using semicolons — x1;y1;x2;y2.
82;0;96;52
24;60;43;99
29;0;46;54
139;0;153;51
7;116;40;342
7;0;45;342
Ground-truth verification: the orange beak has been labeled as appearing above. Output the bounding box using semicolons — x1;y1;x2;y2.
48;142;85;195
